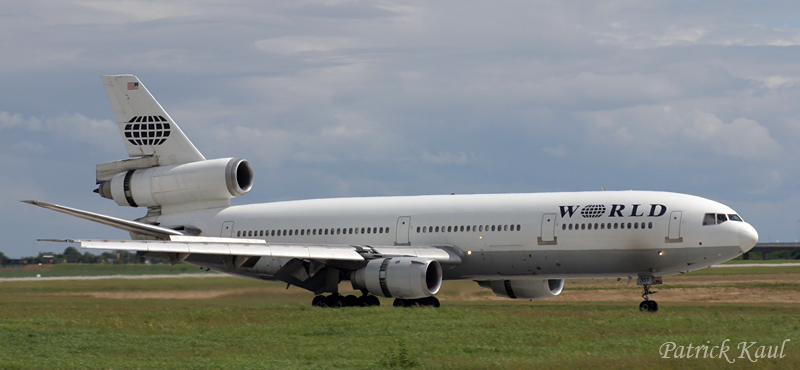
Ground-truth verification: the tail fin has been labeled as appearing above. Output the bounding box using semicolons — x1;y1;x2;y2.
102;75;204;166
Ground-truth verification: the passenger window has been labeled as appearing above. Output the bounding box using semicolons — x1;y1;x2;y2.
717;214;727;224
588;223;592;230
517;225;521;231
237;231;241;237
562;224;566;230
460;226;465;232
728;214;743;222
416;227;421;233
648;222;653;229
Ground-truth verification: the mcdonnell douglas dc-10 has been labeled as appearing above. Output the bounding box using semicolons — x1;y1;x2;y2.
26;75;759;312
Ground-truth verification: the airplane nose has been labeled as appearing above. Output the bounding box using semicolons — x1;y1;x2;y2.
738;223;758;253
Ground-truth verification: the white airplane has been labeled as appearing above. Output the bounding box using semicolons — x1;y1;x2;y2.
26;75;759;312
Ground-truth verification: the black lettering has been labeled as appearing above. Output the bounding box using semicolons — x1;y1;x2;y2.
560;205;579;218
648;204;667;217
609;204;625;217
629;204;644;217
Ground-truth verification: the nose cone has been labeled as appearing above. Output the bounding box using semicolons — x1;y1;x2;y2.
738;223;758;253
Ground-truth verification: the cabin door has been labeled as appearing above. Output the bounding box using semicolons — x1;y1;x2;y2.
396;216;411;245
221;221;234;237
666;211;683;243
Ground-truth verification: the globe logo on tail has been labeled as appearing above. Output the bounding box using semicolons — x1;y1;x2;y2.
124;116;171;146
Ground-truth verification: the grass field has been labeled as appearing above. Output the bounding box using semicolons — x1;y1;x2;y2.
1;266;799;369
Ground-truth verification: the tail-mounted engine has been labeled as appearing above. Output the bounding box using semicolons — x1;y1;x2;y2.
478;279;564;300
351;257;442;299
96;157;253;210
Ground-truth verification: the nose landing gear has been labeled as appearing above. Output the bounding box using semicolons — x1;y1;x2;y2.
636;275;662;312
639;284;659;312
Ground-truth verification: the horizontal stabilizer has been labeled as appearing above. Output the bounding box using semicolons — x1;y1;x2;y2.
22;200;183;239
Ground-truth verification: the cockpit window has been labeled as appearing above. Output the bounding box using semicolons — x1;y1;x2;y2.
704;213;742;225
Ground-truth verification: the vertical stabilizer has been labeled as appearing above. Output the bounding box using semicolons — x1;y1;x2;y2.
102;75;205;166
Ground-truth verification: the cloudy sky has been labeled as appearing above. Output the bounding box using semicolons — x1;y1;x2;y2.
2;1;800;257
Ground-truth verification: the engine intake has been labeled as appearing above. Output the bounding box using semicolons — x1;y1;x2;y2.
97;158;253;210
351;257;442;299
478;279;564;300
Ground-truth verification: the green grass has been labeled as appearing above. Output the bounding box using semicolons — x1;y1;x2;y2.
0;263;217;278
686;265;800;275
0;275;798;369
723;259;799;264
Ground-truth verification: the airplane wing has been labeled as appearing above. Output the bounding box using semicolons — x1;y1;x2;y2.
72;235;462;265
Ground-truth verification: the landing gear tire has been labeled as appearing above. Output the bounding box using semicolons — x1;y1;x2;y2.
358;295;380;307
639;284;659;312
393;297;440;307
313;294;380;308
325;294;344;308
639;300;658;312
312;295;327;307
344;295;359;307
424;296;440;307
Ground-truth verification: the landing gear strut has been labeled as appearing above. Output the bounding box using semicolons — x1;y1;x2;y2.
639;284;658;312
312;294;380;308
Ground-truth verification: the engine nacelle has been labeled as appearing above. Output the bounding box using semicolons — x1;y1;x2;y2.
351;257;442;299
97;157;253;209
478;279;564;300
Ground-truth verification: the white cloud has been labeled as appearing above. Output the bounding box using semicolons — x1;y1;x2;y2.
255;36;358;55
0;111;119;152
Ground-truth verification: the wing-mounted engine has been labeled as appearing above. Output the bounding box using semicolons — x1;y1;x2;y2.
478;279;564;300
96;157;254;212
351;257;442;299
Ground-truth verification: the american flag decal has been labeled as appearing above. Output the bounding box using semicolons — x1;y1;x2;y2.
127;82;139;90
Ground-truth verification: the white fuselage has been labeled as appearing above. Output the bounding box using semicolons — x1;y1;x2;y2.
155;190;758;282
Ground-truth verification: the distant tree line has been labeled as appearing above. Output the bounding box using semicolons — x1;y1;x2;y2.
0;247;142;266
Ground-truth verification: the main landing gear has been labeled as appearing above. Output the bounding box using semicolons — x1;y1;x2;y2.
393;297;440;307
312;294;380;308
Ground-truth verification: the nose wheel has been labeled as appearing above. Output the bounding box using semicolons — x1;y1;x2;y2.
639;284;658;312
